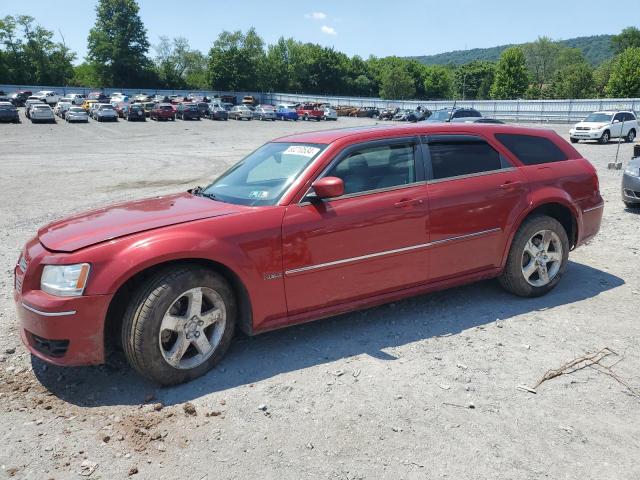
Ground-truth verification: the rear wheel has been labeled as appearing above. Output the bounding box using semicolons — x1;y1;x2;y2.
122;266;236;385
498;215;569;297
626;129;636;143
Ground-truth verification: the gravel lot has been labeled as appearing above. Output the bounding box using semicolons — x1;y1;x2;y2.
0;112;639;480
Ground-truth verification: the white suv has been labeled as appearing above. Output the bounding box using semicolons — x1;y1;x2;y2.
570;110;638;144
33;90;60;106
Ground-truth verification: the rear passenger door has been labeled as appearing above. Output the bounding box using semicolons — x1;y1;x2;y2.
423;134;529;281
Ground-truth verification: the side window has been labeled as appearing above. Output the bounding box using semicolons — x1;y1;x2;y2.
495;133;568;165
613;113;624;123
624;112;636;122
325;143;417;195
427;137;503;180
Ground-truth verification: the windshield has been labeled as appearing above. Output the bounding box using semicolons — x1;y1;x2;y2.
202;142;326;206
69;108;84;113
584;113;613;123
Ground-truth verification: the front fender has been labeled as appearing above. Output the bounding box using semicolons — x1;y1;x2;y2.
65;209;287;329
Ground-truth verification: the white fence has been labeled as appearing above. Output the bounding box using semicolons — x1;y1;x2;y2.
2;83;639;123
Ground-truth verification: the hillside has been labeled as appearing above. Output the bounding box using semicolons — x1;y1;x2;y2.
410;34;614;66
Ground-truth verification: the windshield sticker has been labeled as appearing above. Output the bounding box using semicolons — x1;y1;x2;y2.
283;145;320;157
248;190;270;200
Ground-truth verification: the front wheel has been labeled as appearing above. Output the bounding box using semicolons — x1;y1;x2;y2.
498;215;569;297
570;137;579;143
122;266;236;385
599;130;610;144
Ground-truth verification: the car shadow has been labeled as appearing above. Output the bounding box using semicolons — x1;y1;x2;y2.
32;261;624;407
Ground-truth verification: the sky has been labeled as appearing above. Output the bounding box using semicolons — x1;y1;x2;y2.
8;0;640;61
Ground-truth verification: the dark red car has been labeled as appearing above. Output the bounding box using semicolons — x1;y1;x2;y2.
296;103;325;121
150;103;176;121
14;124;603;385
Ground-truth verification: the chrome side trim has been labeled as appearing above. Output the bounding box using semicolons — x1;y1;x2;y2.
583;203;604;213
21;303;76;317
285;227;501;276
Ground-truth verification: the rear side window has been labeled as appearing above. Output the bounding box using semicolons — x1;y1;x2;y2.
495;133;567;165
427;136;503;180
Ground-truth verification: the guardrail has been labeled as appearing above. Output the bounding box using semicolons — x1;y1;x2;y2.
2;84;639;123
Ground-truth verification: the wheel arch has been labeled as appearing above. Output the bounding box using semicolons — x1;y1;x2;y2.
104;258;253;357
502;200;578;268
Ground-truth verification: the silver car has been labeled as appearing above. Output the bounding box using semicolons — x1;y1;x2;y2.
54;101;73;118
253;106;276;121
30;104;55;123
94;103;118;122
622;155;640;208
65;107;89;123
229;105;253;120
323;106;338;121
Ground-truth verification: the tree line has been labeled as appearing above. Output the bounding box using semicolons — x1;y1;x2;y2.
1;0;640;100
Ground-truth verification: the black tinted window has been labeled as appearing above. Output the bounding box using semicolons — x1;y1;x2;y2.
326;143;416;194
428;137;502;180
495;133;567;165
624;112;636;122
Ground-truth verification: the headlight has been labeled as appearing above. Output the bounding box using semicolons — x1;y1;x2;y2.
41;264;91;297
625;165;640;177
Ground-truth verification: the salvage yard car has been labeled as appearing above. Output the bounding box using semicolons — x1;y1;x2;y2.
176;102;201;120
124;104;146;121
297;103;325;121
275;105;299;121
253;106;277;121
65;107;89;123
228;105;253;120
29;104;55;123
622;151;640;208
93;103;118;122
0;101;20;123
13;123;604;385
569;111;637;144
150;103;176;121
206;103;229;121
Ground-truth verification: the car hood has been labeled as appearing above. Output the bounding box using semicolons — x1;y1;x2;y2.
574;121;609;129
38;192;244;252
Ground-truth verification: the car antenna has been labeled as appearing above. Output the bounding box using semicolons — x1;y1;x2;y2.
447;99;457;123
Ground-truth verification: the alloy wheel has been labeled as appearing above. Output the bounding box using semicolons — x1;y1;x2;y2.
521;230;563;287
158;287;226;370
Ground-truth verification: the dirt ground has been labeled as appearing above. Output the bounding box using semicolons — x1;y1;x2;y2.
0;113;638;480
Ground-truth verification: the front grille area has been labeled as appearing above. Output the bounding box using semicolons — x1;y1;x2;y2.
576;126;591;131
624;189;640;198
28;332;69;357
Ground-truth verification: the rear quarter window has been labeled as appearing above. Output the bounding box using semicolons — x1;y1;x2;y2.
495;133;568;165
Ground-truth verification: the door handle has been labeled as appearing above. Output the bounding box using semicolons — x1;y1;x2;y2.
394;198;424;208
499;180;522;190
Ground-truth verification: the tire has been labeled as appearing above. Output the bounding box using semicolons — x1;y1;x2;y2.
303;114;308;121
624;201;639;209
626;129;636;143
599;130;610;144
570;137;579;143
122;266;236;386
498;215;569;297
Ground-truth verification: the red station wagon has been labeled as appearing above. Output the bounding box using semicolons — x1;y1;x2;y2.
13;124;603;385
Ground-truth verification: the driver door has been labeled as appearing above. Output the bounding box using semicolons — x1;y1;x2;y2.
281;138;431;315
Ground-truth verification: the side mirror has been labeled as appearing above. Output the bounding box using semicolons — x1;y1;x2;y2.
613;119;620;124
311;177;344;200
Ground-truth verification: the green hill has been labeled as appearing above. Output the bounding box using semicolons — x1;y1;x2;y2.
409;34;614;66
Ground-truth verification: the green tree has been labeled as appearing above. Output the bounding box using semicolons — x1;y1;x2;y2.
523;36;561;98
606;47;640;97
206;28;265;91
71;62;99;87
378;59;415;99
593;59;613;97
154;37;207;89
422;65;452;99
453;61;494;99
490;47;529;99
0;15;75;85
612;27;640;54
549;63;595;99
87;0;152;87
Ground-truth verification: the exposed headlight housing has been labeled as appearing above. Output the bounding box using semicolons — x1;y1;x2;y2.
625;165;640;177
41;264;91;297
